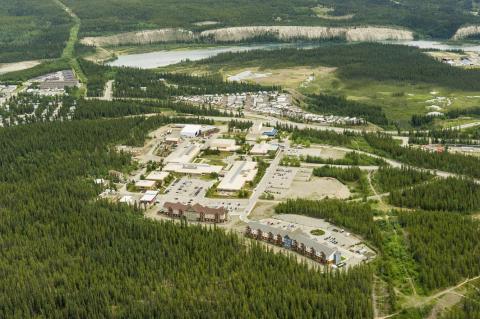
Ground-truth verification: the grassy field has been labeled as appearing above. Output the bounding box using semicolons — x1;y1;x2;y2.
163;56;480;128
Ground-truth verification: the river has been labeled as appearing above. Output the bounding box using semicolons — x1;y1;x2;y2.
107;40;480;69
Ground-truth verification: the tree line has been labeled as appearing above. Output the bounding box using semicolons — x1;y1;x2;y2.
306;94;388;126
389;177;480;213
372;166;435;193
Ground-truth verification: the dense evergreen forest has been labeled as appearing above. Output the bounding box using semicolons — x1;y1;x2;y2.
406;127;480;145
372;166;435;193
113;68;277;98
0;117;375;318
0;0;71;63
199;44;480;91
306;94;388;126
74;99;231;120
55;0;480;38
398;211;480;291
363;133;480;179
304;152;386;166
389;177;480;212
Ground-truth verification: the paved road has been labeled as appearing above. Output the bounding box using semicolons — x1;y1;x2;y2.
241;148;284;222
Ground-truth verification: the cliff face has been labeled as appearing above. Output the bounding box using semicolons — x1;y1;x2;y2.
81;26;414;47
81;29;195;46
452;25;480;40
200;26;413;42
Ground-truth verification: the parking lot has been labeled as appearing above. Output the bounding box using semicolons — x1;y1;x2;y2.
266;167;298;196
163;177;214;200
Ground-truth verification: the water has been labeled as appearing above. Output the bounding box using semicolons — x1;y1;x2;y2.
108;40;480;69
383;40;480;52
107;43;324;68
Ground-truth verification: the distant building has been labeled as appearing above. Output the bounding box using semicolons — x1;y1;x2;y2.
163;162;222;175
162;202;228;223
217;161;257;192
246;222;340;265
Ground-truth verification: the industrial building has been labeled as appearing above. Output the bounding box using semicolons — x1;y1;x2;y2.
145;171;170;183
250;142;279;155
246;222;341;265
163;162;223;175
140;190;159;205
217;161;257;192
135;179;157;190
162;202;228;223
164;142;201;164
208;138;240;152
180;124;202;138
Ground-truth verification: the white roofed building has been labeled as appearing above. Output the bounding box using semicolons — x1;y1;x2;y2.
181;124;202;138
217;161;257;192
209;138;240;152
135;180;157;190
164;142;201;164
146;171;170;182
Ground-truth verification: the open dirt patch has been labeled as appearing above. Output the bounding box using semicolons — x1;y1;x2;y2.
282;177;351;200
0;60;40;75
225;66;337;89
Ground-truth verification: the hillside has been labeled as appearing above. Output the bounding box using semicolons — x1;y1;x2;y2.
63;0;480;39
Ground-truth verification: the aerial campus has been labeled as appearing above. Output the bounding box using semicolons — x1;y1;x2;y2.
4;0;480;318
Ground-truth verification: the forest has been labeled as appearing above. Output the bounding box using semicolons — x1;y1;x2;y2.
198;43;480;91
306;94;388;126
113;68;278;98
372;166;435;193
398;211;480;291
53;0;480;38
0;0;71;63
389;177;480;213
304;151;386;166
73;99;231;120
363;133;480;179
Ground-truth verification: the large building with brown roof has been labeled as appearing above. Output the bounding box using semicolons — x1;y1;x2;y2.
162;202;228;223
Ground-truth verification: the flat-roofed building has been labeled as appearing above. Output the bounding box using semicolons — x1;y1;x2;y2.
140;190;159;205
164;142;201;164
250;142;278;155
217;161;257;192
163;162;222;175
135;180;157;190
209;138;240;152
146;171;170;182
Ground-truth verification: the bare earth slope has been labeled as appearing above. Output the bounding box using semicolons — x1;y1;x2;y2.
81;26;413;47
